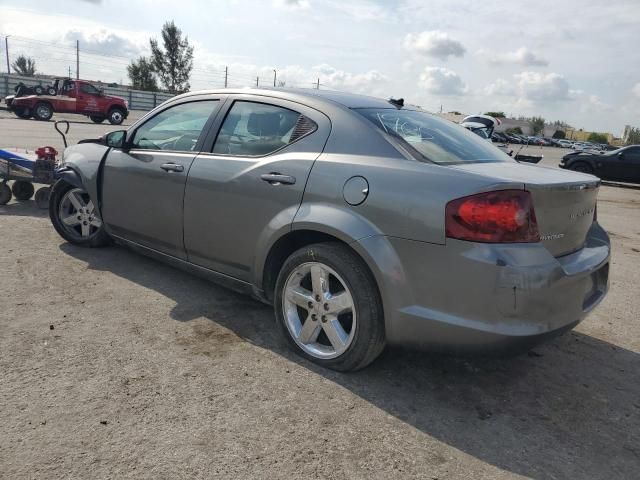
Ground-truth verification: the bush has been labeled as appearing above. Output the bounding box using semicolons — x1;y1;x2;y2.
552;130;566;139
587;132;608;144
484;111;506;118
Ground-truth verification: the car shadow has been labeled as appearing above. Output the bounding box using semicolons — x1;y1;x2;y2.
0;199;49;218
60;242;640;479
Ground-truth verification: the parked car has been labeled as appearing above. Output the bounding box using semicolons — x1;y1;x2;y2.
504;133;523;144
560;145;640;183
557;139;573;148
49;88;610;371
6;78;128;125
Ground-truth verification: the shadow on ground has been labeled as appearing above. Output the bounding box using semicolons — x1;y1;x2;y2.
0;198;49;218
61;242;640;479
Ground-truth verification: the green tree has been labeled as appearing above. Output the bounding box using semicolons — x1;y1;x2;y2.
484;111;506;118
530;116;545;135
506;127;523;134
127;56;158;91
625;127;640;145
552;130;566;139
587;132;608;144
150;21;194;94
11;55;36;76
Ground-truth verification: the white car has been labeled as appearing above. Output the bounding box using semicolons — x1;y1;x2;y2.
557;139;573;148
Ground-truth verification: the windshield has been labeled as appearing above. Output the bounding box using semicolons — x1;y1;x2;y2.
355;108;514;165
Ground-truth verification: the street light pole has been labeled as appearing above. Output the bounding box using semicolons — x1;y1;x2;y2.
5;36;10;75
273;69;276;87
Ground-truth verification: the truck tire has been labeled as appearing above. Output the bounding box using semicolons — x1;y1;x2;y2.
46;86;56;96
0;183;11;205
34;85;44;95
33;102;53;121
14;107;31;119
90;115;105;124
12;181;35;201
108;107;125;125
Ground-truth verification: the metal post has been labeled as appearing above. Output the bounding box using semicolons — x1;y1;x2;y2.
256;76;259;87
316;78;320;89
153;92;157;107
224;66;228;88
273;69;276;87
76;40;79;79
5;36;10;74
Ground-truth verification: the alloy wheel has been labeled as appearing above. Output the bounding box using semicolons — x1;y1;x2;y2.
282;262;356;359
58;188;102;239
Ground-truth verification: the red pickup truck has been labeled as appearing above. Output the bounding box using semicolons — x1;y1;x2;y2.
7;79;129;125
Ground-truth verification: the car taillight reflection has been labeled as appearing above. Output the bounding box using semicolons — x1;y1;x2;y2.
445;190;540;243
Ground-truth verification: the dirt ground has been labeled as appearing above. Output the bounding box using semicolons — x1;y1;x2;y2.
1;116;639;479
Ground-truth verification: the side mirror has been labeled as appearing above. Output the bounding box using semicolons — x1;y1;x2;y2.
617;152;624;160
104;130;127;149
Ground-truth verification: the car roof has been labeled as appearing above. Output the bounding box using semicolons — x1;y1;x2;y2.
172;87;413;110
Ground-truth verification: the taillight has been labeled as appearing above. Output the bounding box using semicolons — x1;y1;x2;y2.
445;190;540;243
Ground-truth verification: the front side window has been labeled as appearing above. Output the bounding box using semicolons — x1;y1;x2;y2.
356;108;515;165
80;83;100;95
131;100;219;152
213;101;314;156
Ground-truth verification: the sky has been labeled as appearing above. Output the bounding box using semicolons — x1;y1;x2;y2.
1;0;639;135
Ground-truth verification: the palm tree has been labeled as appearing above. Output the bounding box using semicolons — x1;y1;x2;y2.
12;55;37;77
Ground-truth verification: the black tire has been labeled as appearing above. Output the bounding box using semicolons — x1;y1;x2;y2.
46;87;56;96
90;115;105;124
107;107;125;125
570;161;594;174
0;183;11;205
35;187;50;209
12;180;35;200
274;242;385;371
14;107;31;119
33;102;53;121
34;85;44;95
49;180;112;248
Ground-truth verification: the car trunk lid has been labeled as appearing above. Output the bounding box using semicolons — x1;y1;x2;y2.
449;162;599;256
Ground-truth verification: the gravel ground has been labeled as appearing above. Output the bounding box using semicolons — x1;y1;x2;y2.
1;117;639;479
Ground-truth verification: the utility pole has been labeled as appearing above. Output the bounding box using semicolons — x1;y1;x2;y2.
68;66;71;78
256;76;259;87
316;78;320;89
273;69;276;87
76;40;79;80
224;66;228;88
5;36;10;74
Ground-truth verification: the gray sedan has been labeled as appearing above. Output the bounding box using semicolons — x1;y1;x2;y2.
49;88;610;371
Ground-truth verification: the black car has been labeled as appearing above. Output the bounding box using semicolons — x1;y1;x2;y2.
560;145;640;183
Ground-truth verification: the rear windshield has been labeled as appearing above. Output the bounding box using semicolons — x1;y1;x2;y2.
355;108;514;165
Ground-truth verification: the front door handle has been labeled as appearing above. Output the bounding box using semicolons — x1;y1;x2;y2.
161;163;184;173
260;173;296;185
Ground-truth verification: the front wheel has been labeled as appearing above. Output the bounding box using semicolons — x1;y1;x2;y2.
90;115;105;124
14;107;31;119
49;181;112;247
107;108;125;125
33;102;53;121
570;161;594;174
274;242;385;371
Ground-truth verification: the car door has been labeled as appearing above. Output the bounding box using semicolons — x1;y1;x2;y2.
76;83;102;114
183;95;331;282
101;98;223;259
596;147;640;182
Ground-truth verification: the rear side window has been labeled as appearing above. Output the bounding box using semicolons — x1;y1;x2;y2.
356;108;514;165
213;101;317;156
80;83;100;95
131;100;219;152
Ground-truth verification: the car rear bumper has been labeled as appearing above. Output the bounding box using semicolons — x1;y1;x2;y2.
355;222;610;352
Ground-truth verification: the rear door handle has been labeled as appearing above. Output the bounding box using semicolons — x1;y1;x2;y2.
161;163;184;173
260;173;296;185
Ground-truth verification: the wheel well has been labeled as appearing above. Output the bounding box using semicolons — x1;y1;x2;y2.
262;230;354;302
109;105;125;113
35;100;53;110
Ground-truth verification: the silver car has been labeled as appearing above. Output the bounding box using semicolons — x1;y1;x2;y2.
49;88;610;371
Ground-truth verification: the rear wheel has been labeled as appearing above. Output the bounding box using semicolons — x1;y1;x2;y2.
34;85;44;95
12;180;34;200
570;161;594;174
108;108;125;125
0;183;11;205
14;107;31;119
90;115;105;124
49;181;111;247
33;102;53;121
274;242;385;371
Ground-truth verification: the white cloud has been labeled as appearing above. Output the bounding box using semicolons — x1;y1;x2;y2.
484;78;515;96
418;67;466;95
514;71;570;102
403;31;466;60
273;0;310;10
480;47;549;67
632;83;640;99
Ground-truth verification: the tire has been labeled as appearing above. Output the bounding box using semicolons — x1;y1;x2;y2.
570;161;594;174
35;187;50;209
33;102;53;121
0;183;11;205
49;180;112;248
90;115;105;124
107;107;125;125
274;242;385;371
34;85;44;95
14;107;31;119
46;87;56;96
12;180;35;200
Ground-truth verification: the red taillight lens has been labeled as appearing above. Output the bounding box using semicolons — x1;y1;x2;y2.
445;190;540;243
